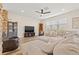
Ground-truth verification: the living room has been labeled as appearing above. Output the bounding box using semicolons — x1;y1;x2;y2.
1;3;79;55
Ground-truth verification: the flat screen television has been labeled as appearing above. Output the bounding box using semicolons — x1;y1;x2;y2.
25;26;34;32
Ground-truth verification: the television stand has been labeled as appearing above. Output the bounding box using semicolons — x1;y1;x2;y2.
24;32;35;37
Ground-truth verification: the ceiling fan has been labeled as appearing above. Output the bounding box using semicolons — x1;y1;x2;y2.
35;8;51;15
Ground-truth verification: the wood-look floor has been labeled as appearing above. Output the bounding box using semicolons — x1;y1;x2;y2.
2;37;37;55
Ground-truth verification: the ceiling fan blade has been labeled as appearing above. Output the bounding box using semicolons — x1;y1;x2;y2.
43;11;51;14
35;11;41;14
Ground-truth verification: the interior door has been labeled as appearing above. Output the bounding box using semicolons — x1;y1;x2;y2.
39;23;44;36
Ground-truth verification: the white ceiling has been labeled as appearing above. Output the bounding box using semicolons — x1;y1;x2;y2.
3;3;79;19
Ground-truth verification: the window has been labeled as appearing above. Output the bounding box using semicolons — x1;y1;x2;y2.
46;18;67;31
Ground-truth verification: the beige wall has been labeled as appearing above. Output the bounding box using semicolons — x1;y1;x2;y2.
43;9;79;32
8;12;40;37
8;9;79;37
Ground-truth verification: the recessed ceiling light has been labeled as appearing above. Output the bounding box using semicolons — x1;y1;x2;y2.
21;10;24;13
62;9;65;11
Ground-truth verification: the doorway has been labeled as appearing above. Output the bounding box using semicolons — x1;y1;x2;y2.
39;23;44;36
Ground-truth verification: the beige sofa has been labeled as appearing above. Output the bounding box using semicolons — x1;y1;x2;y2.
20;36;63;55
